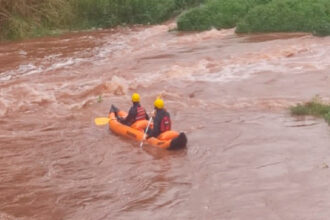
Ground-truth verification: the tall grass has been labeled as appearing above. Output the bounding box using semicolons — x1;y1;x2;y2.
0;0;73;40
71;0;175;27
0;0;205;41
70;0;205;27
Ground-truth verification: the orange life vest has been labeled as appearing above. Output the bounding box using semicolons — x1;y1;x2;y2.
135;106;147;121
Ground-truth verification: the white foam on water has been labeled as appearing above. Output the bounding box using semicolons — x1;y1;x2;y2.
173;28;235;45
0;83;58;115
46;58;75;70
0;57;81;80
188;61;281;83
94;41;129;60
18;50;27;56
18;63;37;73
0;75;12;81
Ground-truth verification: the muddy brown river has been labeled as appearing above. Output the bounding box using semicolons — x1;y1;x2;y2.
1;23;330;220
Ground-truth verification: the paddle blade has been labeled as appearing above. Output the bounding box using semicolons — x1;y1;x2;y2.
94;117;110;126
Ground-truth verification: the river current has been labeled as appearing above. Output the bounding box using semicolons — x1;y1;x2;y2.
1;23;330;220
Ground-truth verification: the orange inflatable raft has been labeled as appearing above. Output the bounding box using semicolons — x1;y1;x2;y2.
108;107;187;150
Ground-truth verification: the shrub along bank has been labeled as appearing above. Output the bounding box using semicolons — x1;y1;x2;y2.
177;0;330;36
177;0;271;31
236;0;330;36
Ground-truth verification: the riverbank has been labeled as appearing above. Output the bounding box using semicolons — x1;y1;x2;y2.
2;0;330;42
177;0;330;36
0;0;204;41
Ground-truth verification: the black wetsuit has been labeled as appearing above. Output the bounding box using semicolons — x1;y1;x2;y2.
147;108;171;138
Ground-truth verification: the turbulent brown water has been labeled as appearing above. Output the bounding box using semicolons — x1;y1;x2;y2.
1;22;330;220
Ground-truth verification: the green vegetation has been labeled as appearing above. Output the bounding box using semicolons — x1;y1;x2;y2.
177;0;271;31
2;0;330;40
236;0;330;36
0;0;205;41
177;0;330;36
97;95;103;103
0;0;74;40
291;99;330;124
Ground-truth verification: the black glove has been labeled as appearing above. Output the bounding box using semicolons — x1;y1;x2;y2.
110;105;119;113
117;116;123;123
109;105;115;113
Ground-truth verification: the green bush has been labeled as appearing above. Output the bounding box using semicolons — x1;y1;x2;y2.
176;6;213;31
291;100;330;125
325;112;330;124
177;0;271;31
291;102;330;116
176;0;330;35
236;0;330;35
175;0;206;8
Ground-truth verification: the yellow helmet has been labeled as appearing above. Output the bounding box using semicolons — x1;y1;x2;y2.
131;93;140;102
154;98;164;109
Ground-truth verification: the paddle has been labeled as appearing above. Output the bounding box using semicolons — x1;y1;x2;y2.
94;105;119;126
140;110;154;148
94;117;110;126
